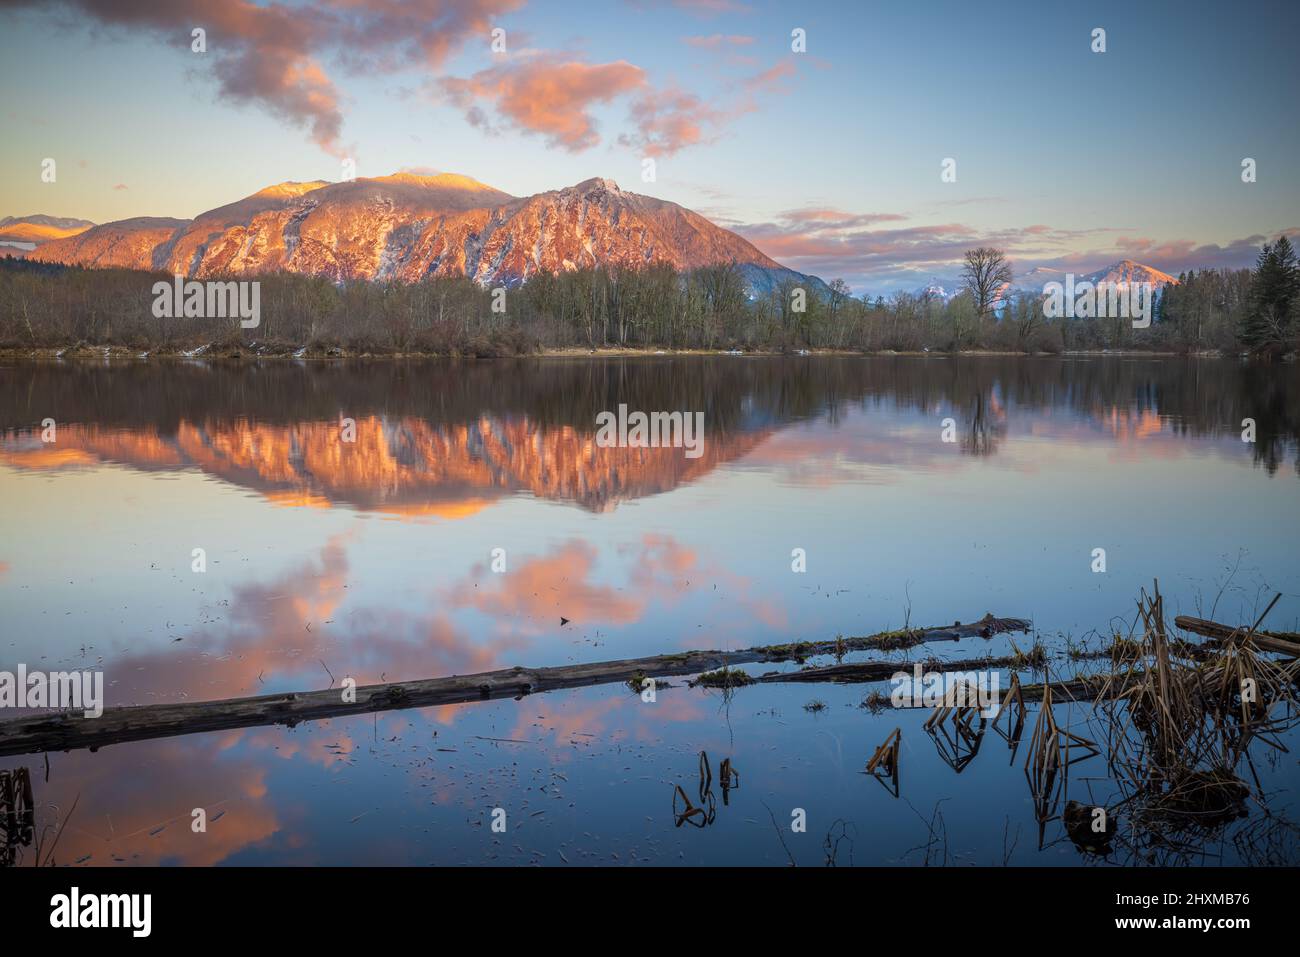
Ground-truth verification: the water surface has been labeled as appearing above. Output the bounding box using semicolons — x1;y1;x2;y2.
1;356;1297;865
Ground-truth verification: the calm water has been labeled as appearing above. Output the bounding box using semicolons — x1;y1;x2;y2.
1;355;1297;866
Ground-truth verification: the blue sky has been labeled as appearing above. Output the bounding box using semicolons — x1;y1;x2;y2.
1;0;1297;292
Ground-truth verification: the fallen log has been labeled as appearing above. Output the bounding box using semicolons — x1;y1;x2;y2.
1173;616;1300;658
757;654;1019;684
753;644;1111;686
750;613;1030;659
757;659;1120;704
0;613;1029;757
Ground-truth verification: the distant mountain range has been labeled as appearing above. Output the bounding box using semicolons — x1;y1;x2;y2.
0;188;1199;307
917;259;1181;304
0;214;95;250
9;173;830;298
1016;260;1179;290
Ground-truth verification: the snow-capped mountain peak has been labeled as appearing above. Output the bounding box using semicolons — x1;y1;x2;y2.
22;172;829;298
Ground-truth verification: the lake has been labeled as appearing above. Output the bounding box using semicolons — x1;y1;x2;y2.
1;355;1297;866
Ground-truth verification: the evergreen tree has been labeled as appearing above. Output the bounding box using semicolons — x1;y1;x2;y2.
1240;236;1299;351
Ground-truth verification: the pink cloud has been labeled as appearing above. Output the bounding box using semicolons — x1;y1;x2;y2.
1110;233;1292;271
730;206;1268;293
683;34;755;47
631;0;753;15
437;42;797;156
623;87;724;156
745;60;796;90
5;0;523;155
778;208;908;228
440;57;647;151
670;0;753;14
15;0;795;160
624;60;797;155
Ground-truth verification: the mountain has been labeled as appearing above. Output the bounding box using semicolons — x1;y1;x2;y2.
1015;266;1067;289
0;214;95;252
917;278;961;300
1013;260;1179;292
25;173;829;297
0;416;771;514
735;262;832;299
910;260;1179;314
1078;260;1178;288
27;217;190;269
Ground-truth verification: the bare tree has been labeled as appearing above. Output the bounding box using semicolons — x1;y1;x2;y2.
961;247;1013;320
1008;293;1040;351
827;278;851;347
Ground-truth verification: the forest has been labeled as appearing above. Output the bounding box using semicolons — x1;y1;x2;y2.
0;238;1294;358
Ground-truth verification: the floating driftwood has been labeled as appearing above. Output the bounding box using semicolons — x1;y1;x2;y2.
0;614;1029;757
1173;615;1300;658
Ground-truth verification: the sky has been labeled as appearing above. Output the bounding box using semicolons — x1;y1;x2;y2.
1;0;1298;293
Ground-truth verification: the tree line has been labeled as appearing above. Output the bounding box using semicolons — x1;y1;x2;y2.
0;236;1294;356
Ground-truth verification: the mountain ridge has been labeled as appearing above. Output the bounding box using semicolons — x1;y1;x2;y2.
0;214;96;249
917;259;1182;303
21;173;831;298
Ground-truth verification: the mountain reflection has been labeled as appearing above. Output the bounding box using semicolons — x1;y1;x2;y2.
1;357;1295;517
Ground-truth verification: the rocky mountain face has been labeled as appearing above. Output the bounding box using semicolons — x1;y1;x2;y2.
25;217;189;268
26;173;828;296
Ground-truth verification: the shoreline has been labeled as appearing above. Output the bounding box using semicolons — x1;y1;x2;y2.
0;344;1229;361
